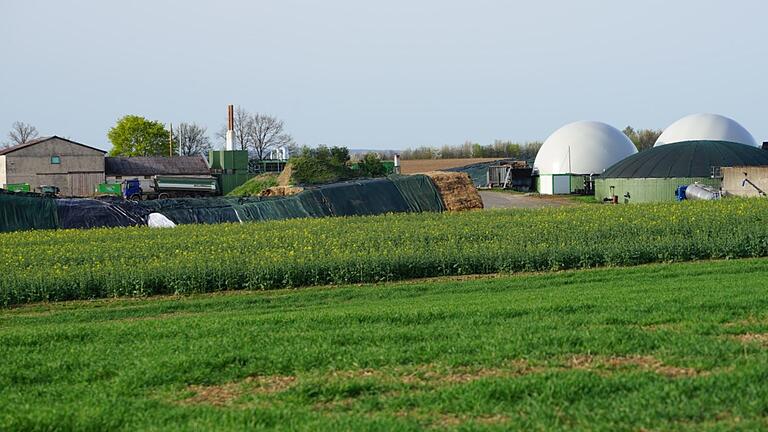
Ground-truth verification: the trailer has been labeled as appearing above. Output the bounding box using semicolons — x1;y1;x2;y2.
123;176;218;200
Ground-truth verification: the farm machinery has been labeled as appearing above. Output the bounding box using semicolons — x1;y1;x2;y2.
98;176;219;200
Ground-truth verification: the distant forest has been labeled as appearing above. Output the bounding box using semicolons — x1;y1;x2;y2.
401;140;543;161
399;127;661;160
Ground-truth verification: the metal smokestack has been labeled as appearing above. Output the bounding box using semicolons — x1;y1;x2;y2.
225;105;235;151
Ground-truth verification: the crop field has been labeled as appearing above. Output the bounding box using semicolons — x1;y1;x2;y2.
3;259;768;430
3;199;768;306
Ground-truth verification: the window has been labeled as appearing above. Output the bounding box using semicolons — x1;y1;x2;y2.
50;156;61;165
144;175;151;179
115;176;122;180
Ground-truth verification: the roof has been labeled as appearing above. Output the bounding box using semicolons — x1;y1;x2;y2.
601;141;768;179
0;136;106;156
534;121;637;175
105;156;211;176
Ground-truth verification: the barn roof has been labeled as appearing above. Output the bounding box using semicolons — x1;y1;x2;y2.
105;156;210;176
0;136;106;156
601;141;768;179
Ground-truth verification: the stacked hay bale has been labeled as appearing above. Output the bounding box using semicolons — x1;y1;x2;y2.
424;171;483;211
260;186;304;197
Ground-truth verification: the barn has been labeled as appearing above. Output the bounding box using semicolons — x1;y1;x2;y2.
0;136;106;196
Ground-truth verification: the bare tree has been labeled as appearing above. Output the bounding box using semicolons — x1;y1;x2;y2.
175;122;212;156
247;113;295;160
6;121;39;147
215;105;252;150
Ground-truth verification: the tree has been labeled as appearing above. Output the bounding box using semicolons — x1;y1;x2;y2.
623;126;662;152
216;105;252;151
108;115;171;156
248;113;295;160
174;122;212;156
216;108;295;159
290;145;354;185
6;121;39;147
357;153;387;177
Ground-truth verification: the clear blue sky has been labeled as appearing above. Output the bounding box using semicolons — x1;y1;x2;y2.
1;0;766;151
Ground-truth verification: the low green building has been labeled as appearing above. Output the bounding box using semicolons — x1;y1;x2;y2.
595;141;768;203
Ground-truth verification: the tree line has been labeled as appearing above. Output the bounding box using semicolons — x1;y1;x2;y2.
2;106;294;159
401;140;544;161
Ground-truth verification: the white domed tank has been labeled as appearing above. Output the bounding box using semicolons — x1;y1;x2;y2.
655;113;757;147
535;121;637;195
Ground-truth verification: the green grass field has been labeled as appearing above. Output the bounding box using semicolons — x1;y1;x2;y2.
4;258;768;431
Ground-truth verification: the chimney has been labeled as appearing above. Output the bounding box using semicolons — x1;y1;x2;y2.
762;141;768;151
225;105;235;151
393;154;401;174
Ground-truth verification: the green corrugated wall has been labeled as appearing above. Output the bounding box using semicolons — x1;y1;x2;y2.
217;173;255;195
594;177;721;203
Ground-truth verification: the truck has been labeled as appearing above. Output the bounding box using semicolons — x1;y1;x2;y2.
122;176;219;200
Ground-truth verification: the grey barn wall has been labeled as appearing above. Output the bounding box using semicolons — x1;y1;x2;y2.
3;138;105;196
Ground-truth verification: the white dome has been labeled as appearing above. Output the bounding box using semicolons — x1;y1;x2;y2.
655;113;757;147
534;121;638;175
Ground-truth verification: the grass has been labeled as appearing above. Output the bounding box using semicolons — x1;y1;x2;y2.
4;258;768;430
227;173;279;196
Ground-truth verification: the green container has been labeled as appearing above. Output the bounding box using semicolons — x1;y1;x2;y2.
209;150;249;171
217;172;255;195
96;183;122;196
208;150;222;170
5;183;31;193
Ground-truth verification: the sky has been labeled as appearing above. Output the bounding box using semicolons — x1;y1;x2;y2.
1;0;767;151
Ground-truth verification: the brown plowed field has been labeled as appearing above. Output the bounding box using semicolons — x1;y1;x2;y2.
399;158;505;174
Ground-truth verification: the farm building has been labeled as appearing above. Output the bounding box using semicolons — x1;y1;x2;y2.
655;113;757;147
0;136;106;196
105;156;212;191
595;142;768;203
534;121;637;194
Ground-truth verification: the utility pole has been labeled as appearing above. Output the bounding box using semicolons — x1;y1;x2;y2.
169;122;173;157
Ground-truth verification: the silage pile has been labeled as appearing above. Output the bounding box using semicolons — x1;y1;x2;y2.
260;186;304;197
423;171;484;211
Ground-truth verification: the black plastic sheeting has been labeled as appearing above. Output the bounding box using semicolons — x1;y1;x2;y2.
314;178;412;216
0;174;446;232
56;199;149;229
0;191;58;233
390;175;446;213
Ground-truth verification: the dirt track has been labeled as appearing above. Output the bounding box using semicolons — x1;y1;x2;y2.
479;191;578;209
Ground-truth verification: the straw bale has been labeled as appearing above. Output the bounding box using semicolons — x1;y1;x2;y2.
423;171;483;211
